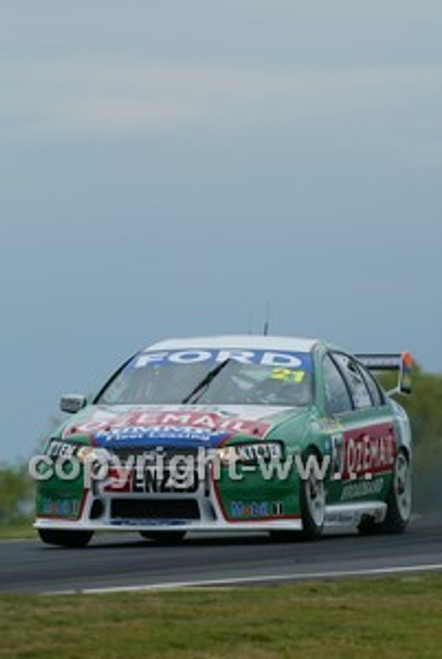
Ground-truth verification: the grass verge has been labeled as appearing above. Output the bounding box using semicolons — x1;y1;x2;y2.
0;522;35;540
1;575;442;658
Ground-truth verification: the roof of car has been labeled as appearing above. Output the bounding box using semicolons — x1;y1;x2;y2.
144;335;319;353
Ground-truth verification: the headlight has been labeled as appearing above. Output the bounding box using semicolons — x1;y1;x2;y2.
76;446;110;463
217;446;239;465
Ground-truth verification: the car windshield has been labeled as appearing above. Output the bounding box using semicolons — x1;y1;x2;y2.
96;349;314;407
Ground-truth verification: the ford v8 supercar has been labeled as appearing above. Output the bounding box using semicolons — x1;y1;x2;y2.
33;335;414;547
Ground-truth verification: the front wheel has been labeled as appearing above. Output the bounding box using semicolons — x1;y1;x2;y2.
358;449;412;535
299;448;326;540
38;529;94;548
270;448;325;542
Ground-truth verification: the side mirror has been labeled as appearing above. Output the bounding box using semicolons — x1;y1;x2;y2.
60;394;87;414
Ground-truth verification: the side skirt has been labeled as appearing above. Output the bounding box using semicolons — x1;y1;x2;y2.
324;502;387;528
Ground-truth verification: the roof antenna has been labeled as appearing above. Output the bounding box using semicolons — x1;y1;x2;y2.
248;310;254;335
263;301;270;336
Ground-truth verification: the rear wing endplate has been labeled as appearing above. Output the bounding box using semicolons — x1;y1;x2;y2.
355;352;413;395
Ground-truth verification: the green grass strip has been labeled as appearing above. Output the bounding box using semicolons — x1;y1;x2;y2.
1;575;442;658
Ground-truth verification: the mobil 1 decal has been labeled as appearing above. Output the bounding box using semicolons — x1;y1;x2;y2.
332;422;397;482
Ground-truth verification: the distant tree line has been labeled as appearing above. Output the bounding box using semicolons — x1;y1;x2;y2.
391;368;442;510
0;462;34;527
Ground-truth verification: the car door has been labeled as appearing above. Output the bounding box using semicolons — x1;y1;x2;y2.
322;352;396;507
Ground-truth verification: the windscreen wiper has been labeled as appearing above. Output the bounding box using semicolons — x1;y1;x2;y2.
181;359;230;405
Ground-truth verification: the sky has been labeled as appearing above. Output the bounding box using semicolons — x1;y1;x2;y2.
0;1;441;462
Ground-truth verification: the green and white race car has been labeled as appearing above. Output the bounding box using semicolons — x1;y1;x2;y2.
32;335;413;547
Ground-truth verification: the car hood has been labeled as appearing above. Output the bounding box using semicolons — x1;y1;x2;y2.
61;404;307;449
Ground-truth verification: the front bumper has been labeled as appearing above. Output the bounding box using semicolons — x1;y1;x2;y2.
34;474;302;532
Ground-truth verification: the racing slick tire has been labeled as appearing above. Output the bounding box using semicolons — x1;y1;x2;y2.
358;449;412;536
38;529;94;548
139;531;186;545
270;447;325;542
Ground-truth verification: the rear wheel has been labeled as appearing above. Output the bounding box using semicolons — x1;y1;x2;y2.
139;531;186;545
358;449;412;535
271;448;325;542
38;529;94;548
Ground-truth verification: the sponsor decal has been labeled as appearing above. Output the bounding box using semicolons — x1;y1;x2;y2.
133;349;312;370
67;410;273;443
341;477;385;501
325;510;357;524
219;442;283;464
39;497;80;517
230;501;284;519
47;440;77;459
342;430;396;480
330;433;344;476
96;425;220;444
325;424;396;481
269;368;306;383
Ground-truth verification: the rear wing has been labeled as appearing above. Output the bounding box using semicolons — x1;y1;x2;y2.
355;352;413;395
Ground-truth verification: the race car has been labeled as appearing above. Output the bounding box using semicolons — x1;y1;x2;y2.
32;335;413;547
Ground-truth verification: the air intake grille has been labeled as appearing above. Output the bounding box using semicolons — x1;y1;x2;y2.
110;499;200;520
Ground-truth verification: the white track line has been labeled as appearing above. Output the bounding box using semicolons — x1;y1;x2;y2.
48;563;442;595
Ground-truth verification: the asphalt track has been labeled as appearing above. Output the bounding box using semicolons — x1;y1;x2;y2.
1;512;442;594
